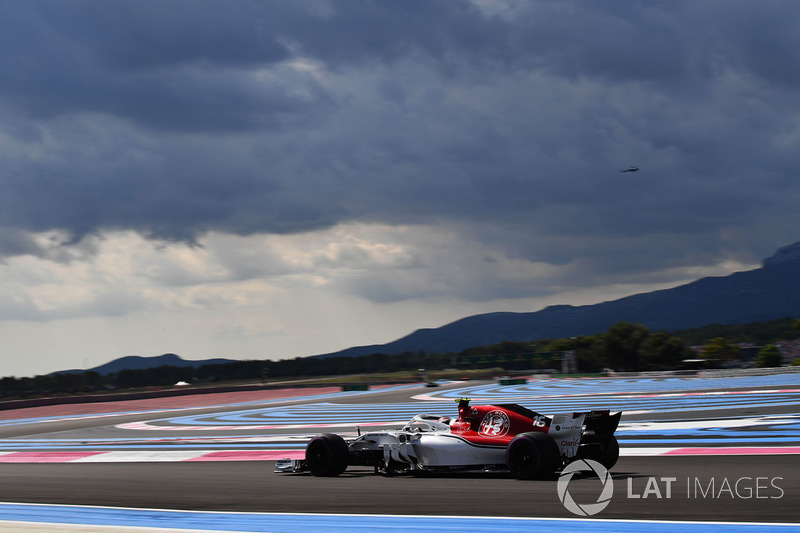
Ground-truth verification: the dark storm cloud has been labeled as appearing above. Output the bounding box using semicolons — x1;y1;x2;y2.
0;1;336;132
1;0;799;298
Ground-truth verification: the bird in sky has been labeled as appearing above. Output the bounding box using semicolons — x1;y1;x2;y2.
620;166;640;173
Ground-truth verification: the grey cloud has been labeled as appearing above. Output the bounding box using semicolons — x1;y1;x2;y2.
0;228;42;258
1;0;799;301
0;2;333;132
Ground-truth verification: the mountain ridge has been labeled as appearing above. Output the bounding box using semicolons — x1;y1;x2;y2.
62;242;800;373
56;353;238;376
314;241;800;358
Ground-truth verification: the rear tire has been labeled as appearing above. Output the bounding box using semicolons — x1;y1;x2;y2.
305;433;349;476
506;432;561;480
575;435;620;470
598;436;619;470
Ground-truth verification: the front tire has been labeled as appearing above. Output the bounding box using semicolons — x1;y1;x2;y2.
506;431;561;480
305;433;349;476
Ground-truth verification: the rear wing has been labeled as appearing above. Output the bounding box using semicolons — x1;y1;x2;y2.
581;410;622;443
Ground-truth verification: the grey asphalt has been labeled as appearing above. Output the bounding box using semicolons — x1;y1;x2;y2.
0;456;797;522
0;379;798;529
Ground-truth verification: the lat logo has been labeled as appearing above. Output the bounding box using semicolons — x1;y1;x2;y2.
557;459;614;516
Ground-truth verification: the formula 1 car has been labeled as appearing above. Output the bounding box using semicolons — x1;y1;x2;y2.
275;398;621;479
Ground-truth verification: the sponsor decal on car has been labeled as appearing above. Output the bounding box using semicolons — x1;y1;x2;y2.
479;410;511;437
549;413;585;457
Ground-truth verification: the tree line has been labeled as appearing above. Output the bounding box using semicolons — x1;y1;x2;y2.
1;318;797;400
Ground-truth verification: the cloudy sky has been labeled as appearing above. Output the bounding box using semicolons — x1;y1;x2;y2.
1;1;799;377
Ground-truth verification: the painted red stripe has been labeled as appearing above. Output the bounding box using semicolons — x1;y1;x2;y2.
185;450;305;461
0;387;343;421
664;447;800;456
626;388;800;399
0;452;104;463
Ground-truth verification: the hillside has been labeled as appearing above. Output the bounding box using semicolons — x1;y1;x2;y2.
88;353;236;375
316;242;800;358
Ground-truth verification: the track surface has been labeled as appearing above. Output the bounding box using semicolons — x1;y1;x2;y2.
0;456;797;522
1;375;799;526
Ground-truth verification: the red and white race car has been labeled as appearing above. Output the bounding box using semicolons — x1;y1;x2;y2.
276;398;621;479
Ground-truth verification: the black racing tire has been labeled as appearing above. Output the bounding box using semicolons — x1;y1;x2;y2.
598;435;619;470
305;433;349;477
506;431;561;480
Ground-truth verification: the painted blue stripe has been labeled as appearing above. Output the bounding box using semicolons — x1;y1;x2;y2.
151;390;800;428
0;441;311;450
6;379;800;453
426;375;800;399
0;384;421;428
4;413;800;452
619;438;800;444
0;504;796;532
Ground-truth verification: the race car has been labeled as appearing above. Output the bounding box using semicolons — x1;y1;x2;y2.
275;398;621;479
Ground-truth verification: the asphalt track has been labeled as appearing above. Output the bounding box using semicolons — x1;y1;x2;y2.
0;455;797;522
1;375;799;530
